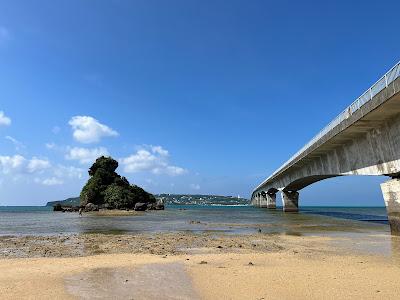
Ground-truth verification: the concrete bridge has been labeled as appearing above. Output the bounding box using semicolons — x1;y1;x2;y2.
251;61;400;235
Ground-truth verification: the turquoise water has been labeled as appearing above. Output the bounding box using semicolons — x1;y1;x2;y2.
0;205;389;236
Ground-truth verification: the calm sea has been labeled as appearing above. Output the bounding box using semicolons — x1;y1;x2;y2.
0;205;390;236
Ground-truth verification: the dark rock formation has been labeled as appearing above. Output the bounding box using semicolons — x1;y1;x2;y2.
155;199;165;210
134;202;147;211
53;203;62;211
80;156;156;210
146;199;165;210
85;203;99;212
146;203;156;210
53;204;80;212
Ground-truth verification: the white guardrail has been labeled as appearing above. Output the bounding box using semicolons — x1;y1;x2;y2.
263;61;400;186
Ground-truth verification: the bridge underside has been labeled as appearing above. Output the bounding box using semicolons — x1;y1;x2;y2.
283;175;340;191
251;73;400;235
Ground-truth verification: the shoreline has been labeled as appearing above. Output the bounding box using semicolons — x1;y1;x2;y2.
0;209;399;299
1;230;399;259
0;232;306;259
1;232;400;299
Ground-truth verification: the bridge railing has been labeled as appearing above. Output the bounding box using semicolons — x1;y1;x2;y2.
262;61;400;186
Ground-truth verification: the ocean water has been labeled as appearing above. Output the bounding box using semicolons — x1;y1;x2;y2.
0;205;390;236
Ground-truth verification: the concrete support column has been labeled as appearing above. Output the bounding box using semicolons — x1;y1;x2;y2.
381;178;400;235
259;192;268;208
253;193;261;206
266;193;276;209
251;195;257;206
282;191;299;212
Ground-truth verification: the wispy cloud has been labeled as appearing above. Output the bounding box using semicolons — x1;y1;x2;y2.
65;146;109;164
120;145;187;176
0;155;25;174
0;153;85;186
190;183;201;190
69;116;118;144
27;157;51;173
53;165;85;180
38;177;64;186
5;136;25;151
0;155;50;174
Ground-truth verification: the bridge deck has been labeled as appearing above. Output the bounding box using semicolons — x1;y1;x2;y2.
254;61;400;192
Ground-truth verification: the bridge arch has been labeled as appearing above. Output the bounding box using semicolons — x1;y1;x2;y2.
251;61;400;235
283;175;342;192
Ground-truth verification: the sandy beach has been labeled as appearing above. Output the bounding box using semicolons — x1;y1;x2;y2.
1;232;400;299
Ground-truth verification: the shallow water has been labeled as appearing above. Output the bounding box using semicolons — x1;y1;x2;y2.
0;205;389;236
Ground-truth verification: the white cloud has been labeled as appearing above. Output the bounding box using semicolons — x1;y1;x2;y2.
27;157;51;173
65;146;109;164
36;164;85;186
0;155;50;174
159;165;187;176
5;136;25;151
190;183;201;190
121;145;186;176
69;116;118;144
0;155;26;174
53;165;85;179
40;177;64;186
0;111;11;126
0;153;85;186
45;143;67;152
151;145;169;156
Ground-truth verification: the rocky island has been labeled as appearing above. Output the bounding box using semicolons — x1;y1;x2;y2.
53;156;164;212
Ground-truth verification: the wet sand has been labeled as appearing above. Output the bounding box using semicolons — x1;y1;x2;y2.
66;262;200;300
0;232;289;258
1;233;400;299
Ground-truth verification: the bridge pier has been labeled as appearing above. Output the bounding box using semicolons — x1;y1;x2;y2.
257;193;262;206
253;193;259;206
282;191;299;212
266;193;276;209
381;178;400;235
259;192;268;208
252;193;262;207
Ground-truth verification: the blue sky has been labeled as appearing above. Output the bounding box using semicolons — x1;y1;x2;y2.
0;0;399;206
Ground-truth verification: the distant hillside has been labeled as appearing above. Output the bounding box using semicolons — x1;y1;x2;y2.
46;197;80;207
46;194;249;207
156;194;249;205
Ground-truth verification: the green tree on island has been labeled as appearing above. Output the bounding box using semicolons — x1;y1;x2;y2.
80;156;156;209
